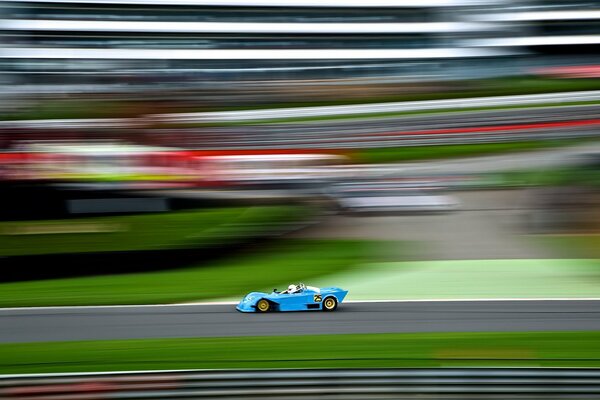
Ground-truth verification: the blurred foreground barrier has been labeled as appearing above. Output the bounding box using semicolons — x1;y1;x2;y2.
158;90;600;122
3;368;600;399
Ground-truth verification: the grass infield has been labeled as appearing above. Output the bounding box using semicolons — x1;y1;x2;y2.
0;239;367;307
3;331;600;374
351;138;599;164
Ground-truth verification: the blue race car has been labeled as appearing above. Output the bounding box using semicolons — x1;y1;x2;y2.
236;283;348;313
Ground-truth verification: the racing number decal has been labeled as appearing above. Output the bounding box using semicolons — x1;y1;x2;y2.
314;294;322;303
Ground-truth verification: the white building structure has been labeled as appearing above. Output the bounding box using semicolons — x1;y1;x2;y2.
0;0;520;95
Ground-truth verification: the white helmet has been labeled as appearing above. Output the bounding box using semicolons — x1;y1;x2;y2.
287;284;297;293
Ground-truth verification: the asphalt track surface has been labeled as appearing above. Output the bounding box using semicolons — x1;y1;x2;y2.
2;300;600;343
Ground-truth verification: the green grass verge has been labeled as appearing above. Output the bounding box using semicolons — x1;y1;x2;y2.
536;234;600;259
3;331;600;373
0;239;367;307
351;139;592;164
496;169;600;188
0;206;303;257
310;259;600;301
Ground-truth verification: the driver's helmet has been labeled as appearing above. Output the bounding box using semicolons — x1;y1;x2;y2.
287;284;297;293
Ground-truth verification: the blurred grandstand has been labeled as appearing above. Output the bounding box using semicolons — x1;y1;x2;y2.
0;0;598;111
0;0;492;112
0;0;599;156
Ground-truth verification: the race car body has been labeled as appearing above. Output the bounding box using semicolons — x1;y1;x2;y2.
236;283;348;313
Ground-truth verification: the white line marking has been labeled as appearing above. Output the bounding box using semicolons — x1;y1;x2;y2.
0;369;200;378
0;302;237;311
346;298;600;303
1;365;596;379
2;298;600;312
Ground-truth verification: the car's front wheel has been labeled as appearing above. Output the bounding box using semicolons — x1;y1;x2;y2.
322;297;338;312
256;299;271;313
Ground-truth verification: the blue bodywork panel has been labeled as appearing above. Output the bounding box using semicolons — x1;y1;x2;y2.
236;285;348;312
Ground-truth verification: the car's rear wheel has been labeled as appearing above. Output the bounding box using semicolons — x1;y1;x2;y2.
256;299;271;313
322;297;338;312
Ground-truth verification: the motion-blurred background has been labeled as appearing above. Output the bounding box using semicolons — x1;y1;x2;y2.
1;0;600;393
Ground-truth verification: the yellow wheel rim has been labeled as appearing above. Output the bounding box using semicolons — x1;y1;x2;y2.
257;300;269;312
324;298;336;309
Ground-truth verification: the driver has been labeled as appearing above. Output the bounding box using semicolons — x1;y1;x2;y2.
284;284;298;294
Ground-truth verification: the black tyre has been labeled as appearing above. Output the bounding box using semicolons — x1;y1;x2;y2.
322;297;338;312
256;299;271;313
